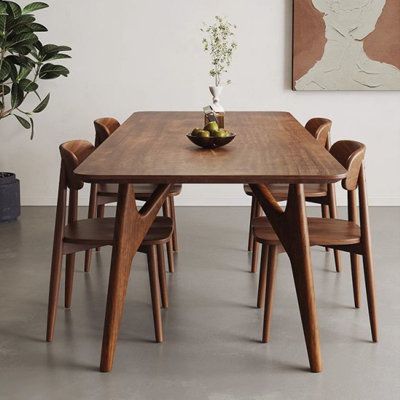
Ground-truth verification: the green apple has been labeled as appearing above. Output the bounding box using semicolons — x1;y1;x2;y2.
216;129;229;138
204;121;219;133
198;130;210;138
191;128;203;136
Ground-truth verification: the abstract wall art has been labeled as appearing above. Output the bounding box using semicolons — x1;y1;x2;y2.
293;0;400;90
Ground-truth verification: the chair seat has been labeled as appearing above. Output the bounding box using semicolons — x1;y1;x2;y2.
64;216;173;247
98;183;182;200
252;217;361;246
243;183;328;199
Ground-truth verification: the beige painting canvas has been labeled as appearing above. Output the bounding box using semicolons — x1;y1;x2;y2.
293;0;400;90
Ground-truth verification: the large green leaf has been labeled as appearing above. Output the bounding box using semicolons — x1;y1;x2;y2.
0;14;6;33
0;84;11;95
14;114;31;129
30;22;47;32
17;66;32;81
41;44;71;55
8;14;36;31
0;59;11;81
11;83;24;108
7;32;38;48
23;2;49;14
33;92;49;112
29;117;34;139
39;64;69;79
6;1;21;18
0;2;7;15
6;54;36;69
43;53;71;62
19;78;38;92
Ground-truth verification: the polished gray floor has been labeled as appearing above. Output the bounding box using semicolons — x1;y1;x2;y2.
0;206;399;400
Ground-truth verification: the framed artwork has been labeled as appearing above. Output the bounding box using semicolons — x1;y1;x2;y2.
292;0;400;90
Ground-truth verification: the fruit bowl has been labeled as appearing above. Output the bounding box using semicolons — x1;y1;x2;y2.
186;132;236;149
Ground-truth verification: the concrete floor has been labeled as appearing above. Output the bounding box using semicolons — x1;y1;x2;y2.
0;206;399;400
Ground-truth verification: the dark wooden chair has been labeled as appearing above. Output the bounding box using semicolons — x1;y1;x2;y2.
244;118;341;273
84;117;182;273
252;140;377;344
46;140;173;344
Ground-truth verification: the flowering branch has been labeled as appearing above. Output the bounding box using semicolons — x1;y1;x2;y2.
201;16;237;87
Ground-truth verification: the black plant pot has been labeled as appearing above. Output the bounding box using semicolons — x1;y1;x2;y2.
0;172;21;222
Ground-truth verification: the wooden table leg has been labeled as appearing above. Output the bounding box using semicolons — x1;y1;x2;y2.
250;183;322;373
100;183;171;372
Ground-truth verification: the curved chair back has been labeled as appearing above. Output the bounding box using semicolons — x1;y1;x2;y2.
330;140;366;191
94;117;120;147
305;118;332;149
59;140;95;190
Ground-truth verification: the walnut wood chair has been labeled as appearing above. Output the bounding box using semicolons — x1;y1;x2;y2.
252;140;377;344
244;118;341;273
46;140;173;344
83;117;182;273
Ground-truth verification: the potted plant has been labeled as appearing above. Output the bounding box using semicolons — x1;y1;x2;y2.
0;1;71;222
201;16;237;113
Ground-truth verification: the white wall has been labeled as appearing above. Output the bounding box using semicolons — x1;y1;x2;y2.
1;0;399;206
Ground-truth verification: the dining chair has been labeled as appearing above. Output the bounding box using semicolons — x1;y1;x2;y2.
252;140;377;344
46;140;173;344
244;118;341;273
83;117;182;273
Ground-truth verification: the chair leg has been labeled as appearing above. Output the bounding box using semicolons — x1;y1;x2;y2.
166;240;174;273
251;241;260;273
257;245;269;308
350;253;361;308
65;254;75;308
247;196;256;251
46;251;63;342
85;184;97;272
169;196;178;252
328;185;341;272
250;202;263;273
321;204;330;252
95;204;105;251
362;248;378;342
163;199;174;273
262;245;278;343
147;245;163;343
157;244;168;308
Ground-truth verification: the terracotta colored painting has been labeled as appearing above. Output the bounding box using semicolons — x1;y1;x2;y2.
293;0;400;90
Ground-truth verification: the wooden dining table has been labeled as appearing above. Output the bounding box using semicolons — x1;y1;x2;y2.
74;111;347;373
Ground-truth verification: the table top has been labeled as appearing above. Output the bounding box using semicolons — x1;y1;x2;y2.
74;112;347;184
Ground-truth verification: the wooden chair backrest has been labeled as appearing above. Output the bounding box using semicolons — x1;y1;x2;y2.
330;140;366;191
56;140;95;227
59;140;95;190
94;117;120;147
305;118;332;149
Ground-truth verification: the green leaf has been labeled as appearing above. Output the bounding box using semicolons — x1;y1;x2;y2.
43;53;71;62
0;59;11;81
39;64;69;79
30;22;47;32
10;14;35;30
17;66;32;81
0;2;8;15
33;92;49;112
29;117;34;139
6;1;21;18
41;44;71;55
7;32;38;48
11;83;24;108
23;2;49;14
14;114;31;129
0;84;11;95
19;78;38;92
0;14;6;33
